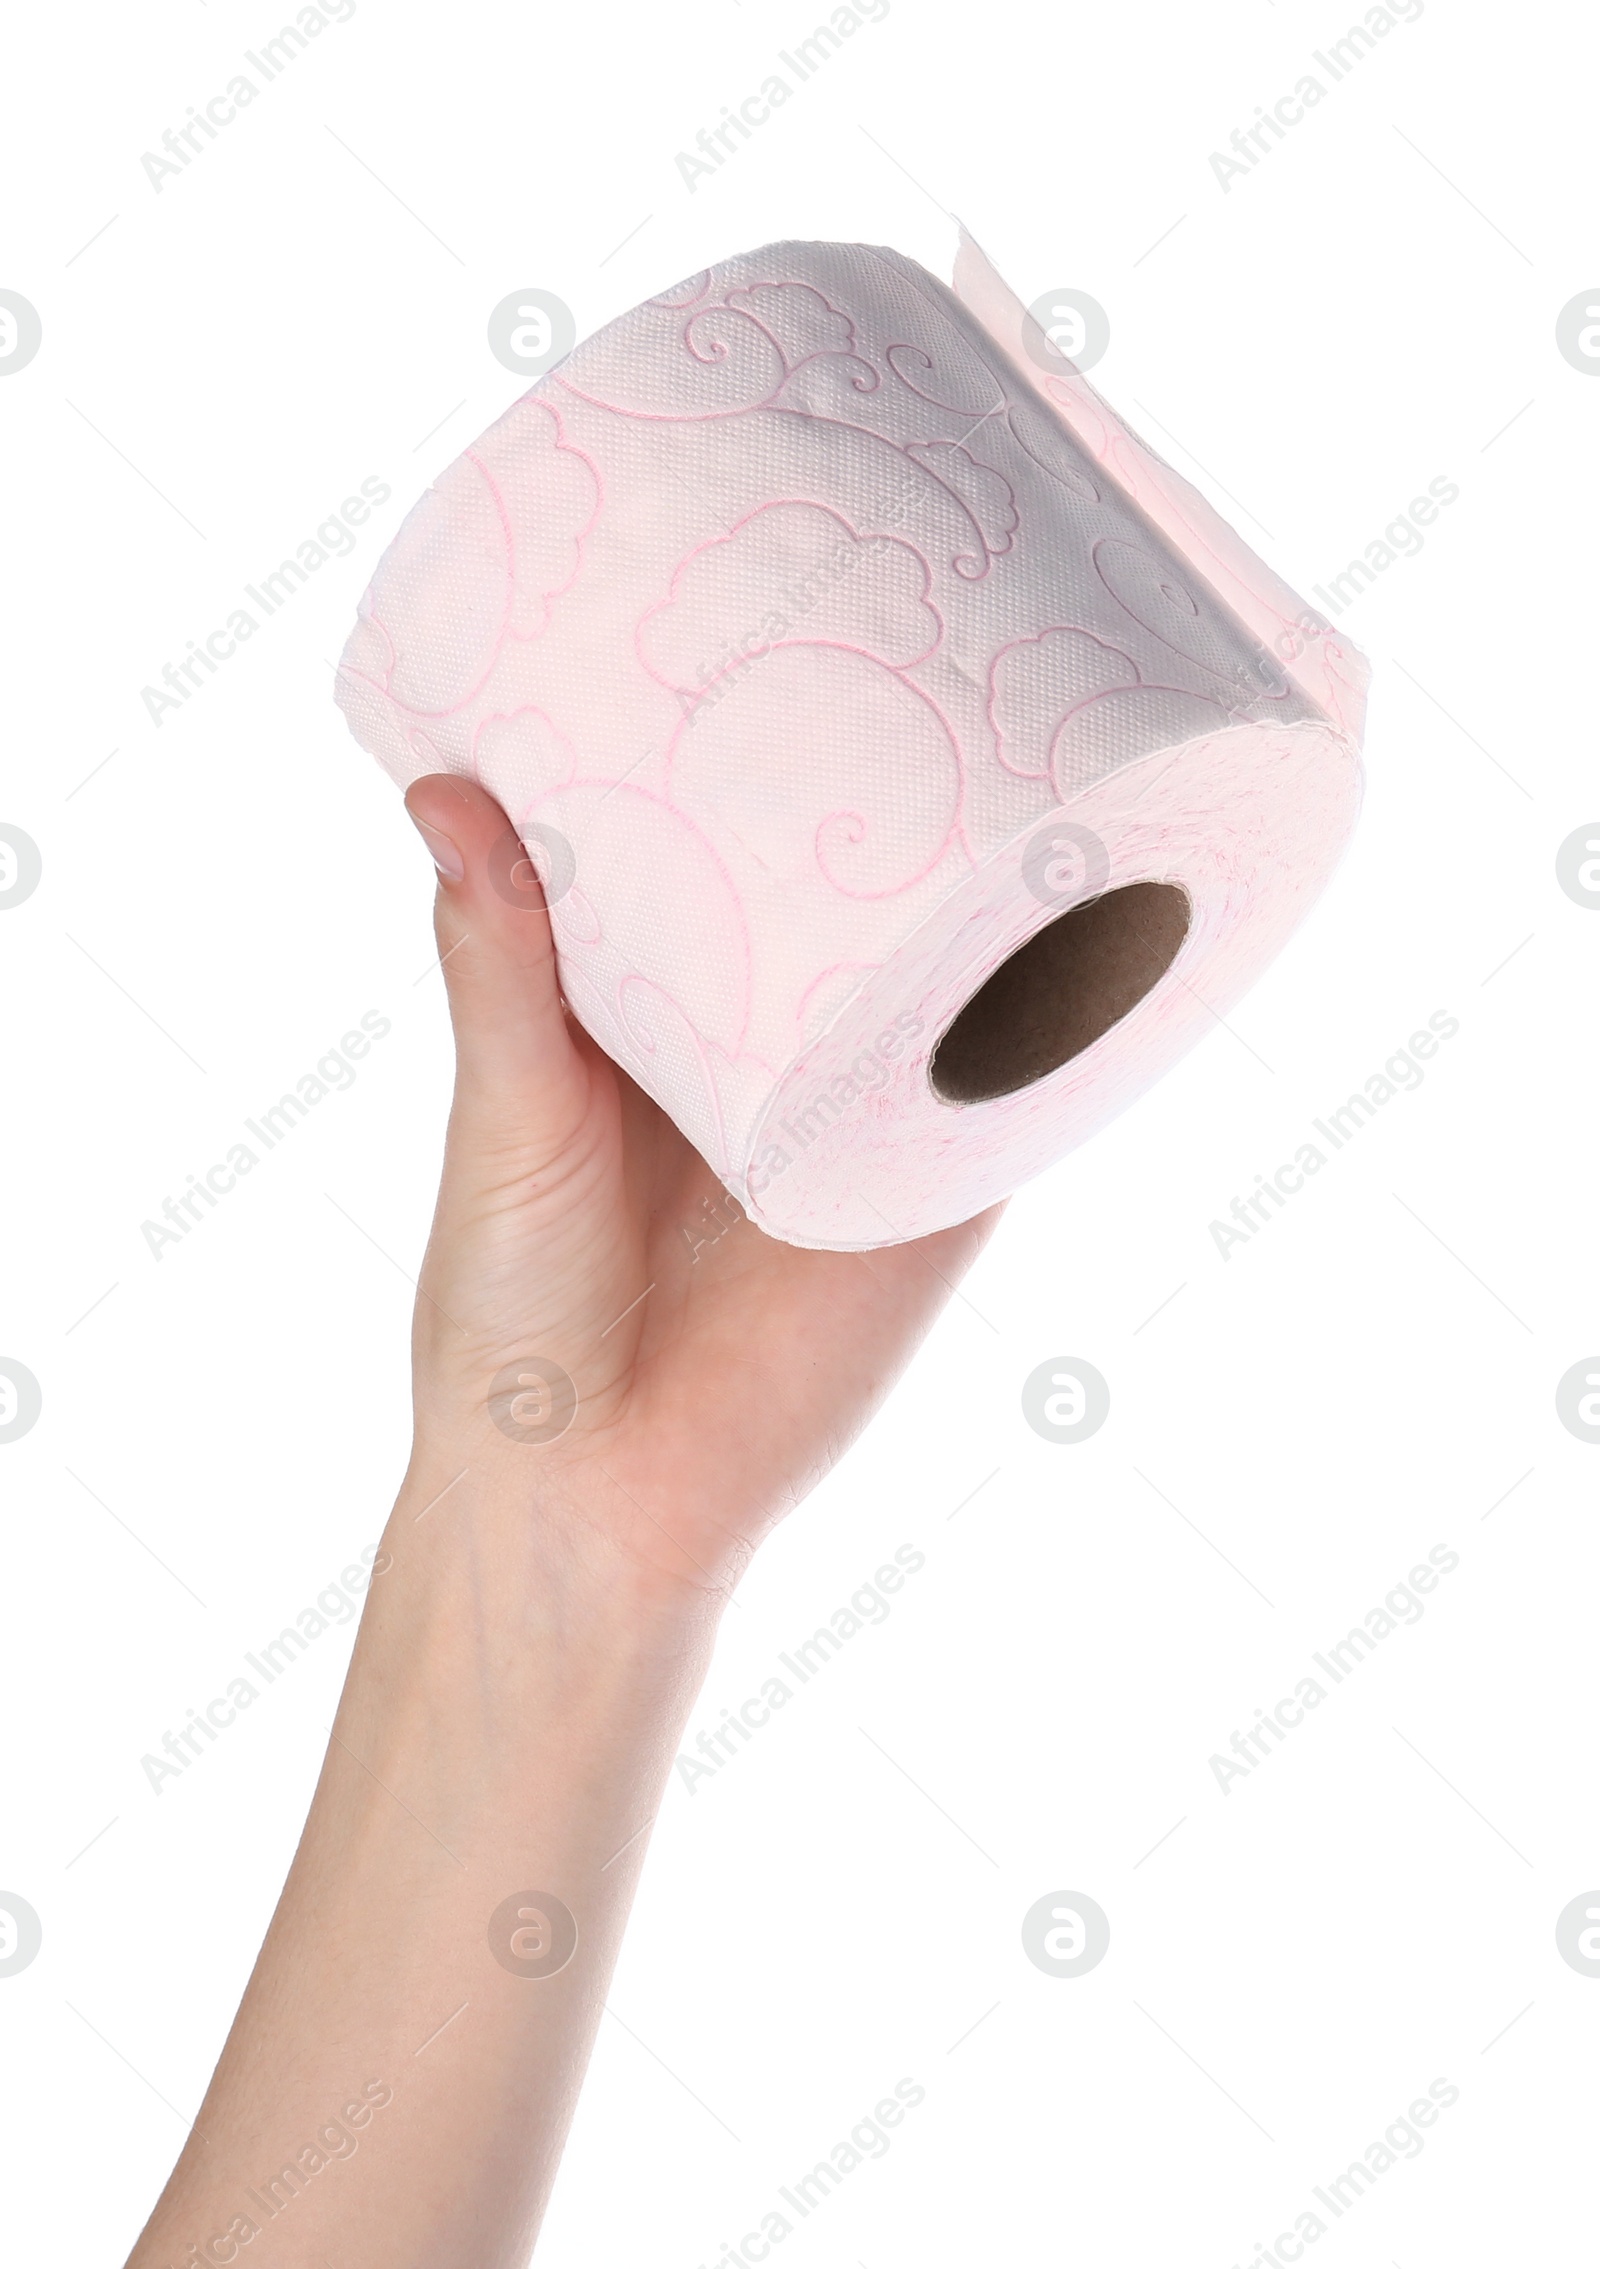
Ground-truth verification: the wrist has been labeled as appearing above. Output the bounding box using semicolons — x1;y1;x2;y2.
323;1452;723;1874
386;1439;731;1665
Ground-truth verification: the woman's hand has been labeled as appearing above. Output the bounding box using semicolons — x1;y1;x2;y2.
402;771;1001;1613
125;771;999;2269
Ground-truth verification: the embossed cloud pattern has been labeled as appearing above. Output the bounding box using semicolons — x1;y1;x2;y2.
336;238;1366;1250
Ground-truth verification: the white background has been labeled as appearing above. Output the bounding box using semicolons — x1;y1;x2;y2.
2;0;1596;2261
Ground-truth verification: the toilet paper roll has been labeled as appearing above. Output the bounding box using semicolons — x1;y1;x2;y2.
336;235;1366;1250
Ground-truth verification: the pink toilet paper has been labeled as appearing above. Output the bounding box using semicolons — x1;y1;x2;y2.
336;236;1366;1250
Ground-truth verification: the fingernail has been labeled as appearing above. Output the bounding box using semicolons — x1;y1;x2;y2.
408;808;464;882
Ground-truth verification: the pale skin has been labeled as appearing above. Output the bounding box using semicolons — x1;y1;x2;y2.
127;773;1000;2269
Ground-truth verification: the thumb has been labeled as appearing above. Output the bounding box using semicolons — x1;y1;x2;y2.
403;773;587;1142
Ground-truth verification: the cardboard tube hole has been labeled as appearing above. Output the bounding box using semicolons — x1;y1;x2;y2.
930;881;1192;1105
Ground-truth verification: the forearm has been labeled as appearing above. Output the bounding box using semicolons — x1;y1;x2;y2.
126;1452;719;2269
